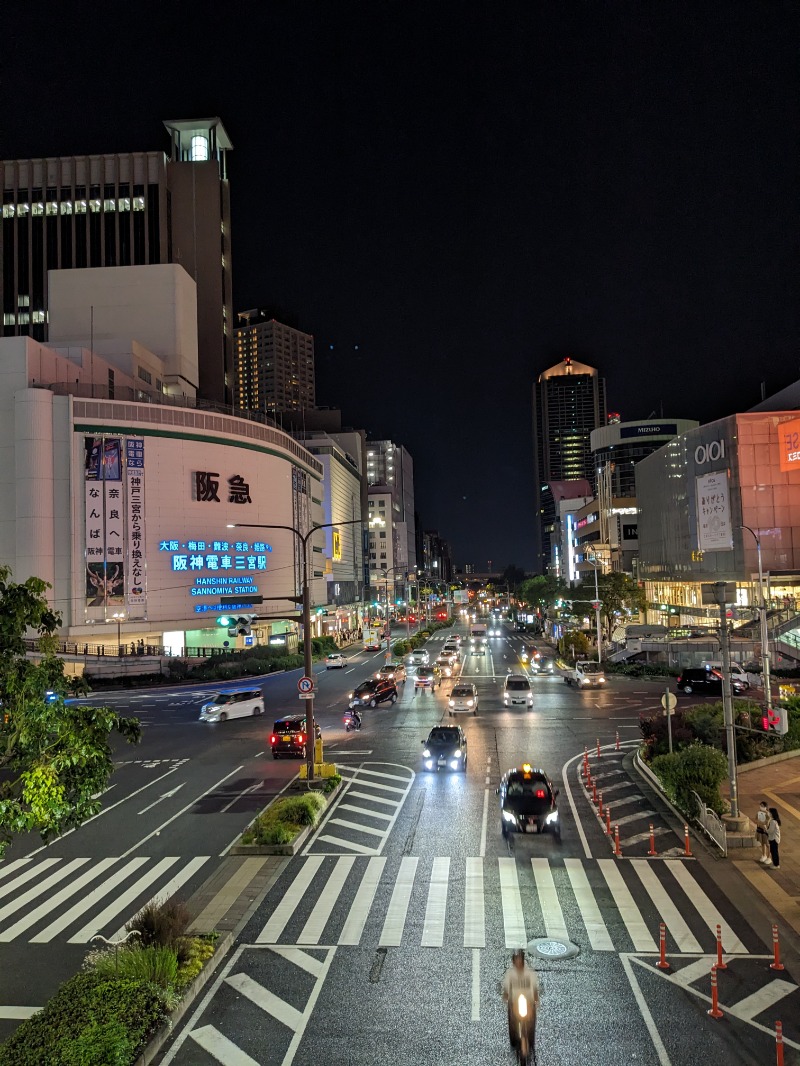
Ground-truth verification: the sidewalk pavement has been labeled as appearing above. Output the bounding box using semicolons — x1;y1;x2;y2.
724;753;800;938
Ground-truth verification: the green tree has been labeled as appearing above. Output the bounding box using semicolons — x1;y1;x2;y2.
518;575;566;612
575;571;645;641
0;566;140;857
501;564;526;588
558;630;592;661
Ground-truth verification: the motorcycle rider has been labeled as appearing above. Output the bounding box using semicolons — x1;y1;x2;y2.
344;708;362;730
501;948;539;1050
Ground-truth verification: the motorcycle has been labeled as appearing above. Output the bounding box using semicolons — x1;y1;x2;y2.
343;710;362;732
512;991;535;1065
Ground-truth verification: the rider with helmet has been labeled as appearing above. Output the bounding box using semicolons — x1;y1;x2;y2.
501;948;540;1049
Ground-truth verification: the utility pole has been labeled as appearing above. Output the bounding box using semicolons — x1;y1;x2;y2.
741;525;772;724
709;581;741;821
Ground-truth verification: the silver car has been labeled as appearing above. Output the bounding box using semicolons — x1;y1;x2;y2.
448;683;478;716
410;649;430;666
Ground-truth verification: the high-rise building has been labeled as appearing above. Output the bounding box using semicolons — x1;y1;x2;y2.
365;440;416;573
1;117;233;404
234;311;315;415
532;356;606;574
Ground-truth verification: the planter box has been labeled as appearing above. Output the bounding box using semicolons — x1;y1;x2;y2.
228;780;342;856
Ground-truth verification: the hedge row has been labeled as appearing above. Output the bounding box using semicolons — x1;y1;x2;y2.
241;789;330;846
392;618;454;658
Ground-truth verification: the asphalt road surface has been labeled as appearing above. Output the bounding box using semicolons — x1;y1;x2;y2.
136;621;799;1066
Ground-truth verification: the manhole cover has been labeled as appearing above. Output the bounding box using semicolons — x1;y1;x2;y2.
527;937;580;960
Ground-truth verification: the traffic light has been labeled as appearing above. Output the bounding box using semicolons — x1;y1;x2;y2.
217;616;232;628
763;705;789;735
233;615;257;636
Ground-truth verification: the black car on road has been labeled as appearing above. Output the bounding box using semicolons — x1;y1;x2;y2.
676;668;746;696
421;725;468;772
497;764;560;840
349;677;398;708
270;715;321;759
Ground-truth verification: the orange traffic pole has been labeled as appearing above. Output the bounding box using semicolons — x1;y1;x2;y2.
648;824;657;857
707;964;723;1019
684;824;692;857
596;737;601;758
656;921;669;970
715;924;727;970
615;729;620;751
614;824;622;856
592;780;598;805
776;1021;785;1066
586;767;593;790
598;791;604;816
770;924;785;972
605;807;611;835
582;746;588;776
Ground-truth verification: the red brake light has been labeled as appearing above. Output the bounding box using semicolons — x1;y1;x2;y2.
270;735;277;744
297;734;305;744
535;788;546;799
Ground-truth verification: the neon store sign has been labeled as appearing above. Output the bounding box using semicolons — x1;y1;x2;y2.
158;538;273;613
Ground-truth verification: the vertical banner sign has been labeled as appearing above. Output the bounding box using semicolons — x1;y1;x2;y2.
85;437;125;609
126;438;146;616
696;470;733;551
778;416;800;473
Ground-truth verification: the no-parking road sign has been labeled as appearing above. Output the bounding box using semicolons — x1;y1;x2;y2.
298;676;314;694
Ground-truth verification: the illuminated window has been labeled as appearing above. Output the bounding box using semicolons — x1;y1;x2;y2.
16;203;29;216
46;202;58;216
60;201;73;215
118;197;130;212
32;202;44;216
190;135;209;161
1;205;13;218
89;199;101;213
75;200;87;214
132;196;145;211
103;199;115;212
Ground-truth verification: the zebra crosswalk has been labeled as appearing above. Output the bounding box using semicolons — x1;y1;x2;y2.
0;854;209;943
251;853;753;956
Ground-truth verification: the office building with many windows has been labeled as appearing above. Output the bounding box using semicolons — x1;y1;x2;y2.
234;312;315;415
1;117;233;404
532;357;606;573
365;439;417;574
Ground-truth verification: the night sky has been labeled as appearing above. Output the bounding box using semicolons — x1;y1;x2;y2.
2;2;798;570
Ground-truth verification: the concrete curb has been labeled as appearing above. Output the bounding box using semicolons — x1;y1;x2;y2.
228;780;343;855
736;747;800;772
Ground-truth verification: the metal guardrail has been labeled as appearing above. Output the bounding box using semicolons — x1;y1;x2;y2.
691;789;728;855
23;639;245;660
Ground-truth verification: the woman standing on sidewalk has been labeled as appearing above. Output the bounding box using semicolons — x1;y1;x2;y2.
766;808;781;870
756;801;770;863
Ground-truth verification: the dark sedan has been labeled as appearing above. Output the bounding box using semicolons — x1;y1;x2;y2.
421;725;468;772
497;764;560;840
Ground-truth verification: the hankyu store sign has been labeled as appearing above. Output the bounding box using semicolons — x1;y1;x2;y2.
158;537;273;615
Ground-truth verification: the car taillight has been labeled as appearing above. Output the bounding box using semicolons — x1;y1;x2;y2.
270;735;277;744
535;788;546;799
297;734;305;744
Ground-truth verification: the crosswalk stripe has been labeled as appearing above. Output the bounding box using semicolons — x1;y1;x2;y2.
0;858;61;902
257;857;325;943
69;856;185;943
613;810;657;827
338;803;393;822
339;856;385;945
317;834;376;854
421;857;449;947
226;972;303;1031
297;857;354;944
605;795;648;810
530;858;568;941
348;790;397;807
31;858;149;944
0;857;117;942
498;857;526;948
328;818;385;838
113;855;210;941
563;859;613;951
267;946;325;978
663;862;746;953
347;780;407;795
380;856;417;946
190;1024;262;1066
464;857;485;948
0;858;88;923
0;859;32;885
350;768;411;785
597;859;657;951
728;978;797;1022
630;860;702;952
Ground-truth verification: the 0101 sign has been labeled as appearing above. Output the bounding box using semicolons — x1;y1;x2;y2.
779;417;800;473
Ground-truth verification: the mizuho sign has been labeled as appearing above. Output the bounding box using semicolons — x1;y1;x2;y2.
694;440;726;466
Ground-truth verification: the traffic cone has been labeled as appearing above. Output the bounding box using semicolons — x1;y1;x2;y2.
707;965;723;1019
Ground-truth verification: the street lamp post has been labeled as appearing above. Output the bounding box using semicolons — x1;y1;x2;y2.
111;611;126;655
741;524;773;723
230;518;364;783
585;554;604;662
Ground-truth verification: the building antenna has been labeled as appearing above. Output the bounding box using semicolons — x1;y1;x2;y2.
761;381;767;402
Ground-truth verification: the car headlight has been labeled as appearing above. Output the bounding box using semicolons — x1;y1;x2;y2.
349;692;354;699
448;700;455;707
545;810;559;824
598;677;606;683
423;749;430;757
425;760;433;769
502;810;517;823
453;749;462;758
467;699;474;706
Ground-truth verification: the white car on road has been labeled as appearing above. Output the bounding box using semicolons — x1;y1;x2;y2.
448;683;478;716
326;653;346;669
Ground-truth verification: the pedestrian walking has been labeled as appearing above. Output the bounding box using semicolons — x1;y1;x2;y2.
766;808;781;869
756;800;770;863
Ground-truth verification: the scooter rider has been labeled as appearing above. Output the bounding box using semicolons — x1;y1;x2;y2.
344;708;362;730
501;948;539;1049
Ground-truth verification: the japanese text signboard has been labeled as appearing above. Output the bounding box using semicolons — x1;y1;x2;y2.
696;470;733;552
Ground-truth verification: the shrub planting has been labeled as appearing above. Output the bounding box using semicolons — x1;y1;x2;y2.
241;790;327;846
126;897;190;949
652;743;729;814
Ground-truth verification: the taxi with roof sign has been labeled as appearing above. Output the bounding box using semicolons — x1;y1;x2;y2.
496;763;560;841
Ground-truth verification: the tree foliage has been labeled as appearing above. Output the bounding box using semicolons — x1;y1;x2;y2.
518;575;566;612
573;570;645;639
0;566;140;857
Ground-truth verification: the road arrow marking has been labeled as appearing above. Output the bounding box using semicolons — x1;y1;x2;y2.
137;783;186;815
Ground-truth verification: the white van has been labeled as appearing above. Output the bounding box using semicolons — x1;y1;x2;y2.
199;688;264;722
701;661;750;689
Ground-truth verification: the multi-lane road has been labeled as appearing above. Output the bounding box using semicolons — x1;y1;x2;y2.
1;621;797;1065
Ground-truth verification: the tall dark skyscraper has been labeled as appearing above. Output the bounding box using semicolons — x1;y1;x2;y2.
532;356;607;574
1;117;233;404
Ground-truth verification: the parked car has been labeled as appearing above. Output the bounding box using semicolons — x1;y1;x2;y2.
270;714;321;759
326;653;346;669
676;668;747;696
497;764;560;840
448;683;478;716
421;724;468;772
503;673;533;708
377;661;407;683
199;688;264;723
349;677;398;708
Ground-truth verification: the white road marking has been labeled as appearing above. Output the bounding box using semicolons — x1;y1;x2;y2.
31;857;149;943
338;857;385;945
421;857;450;947
0;857;117;942
106;855;210;942
561;751;592;858
728;978;797;1022
464;857;485;948
620;954;673;1066
0;859;88;923
0;1007;39;1019
563;859;613;950
227;971;303;1030
379;856;418;946
531;858;568;941
297;856;355;944
498;857;526;948
257;857;325;943
630;860;701;953
479;790;489;858
471;948;481;1021
663;862;746;952
189;1025;262;1065
597;860;657;951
